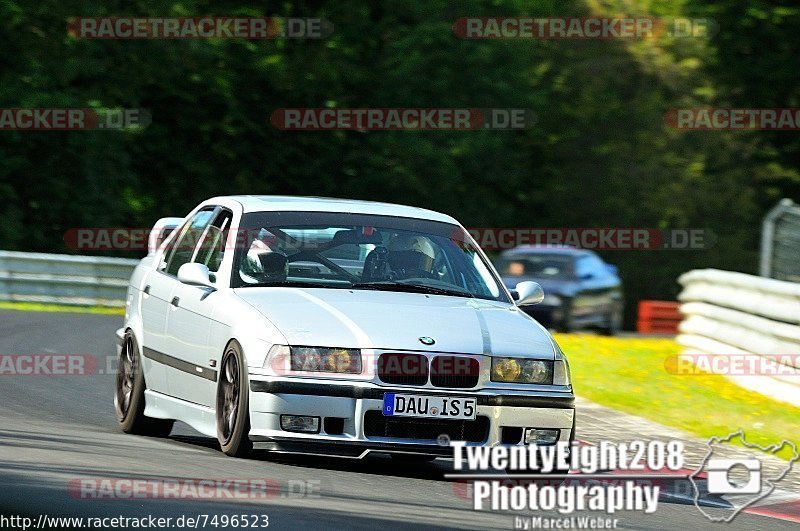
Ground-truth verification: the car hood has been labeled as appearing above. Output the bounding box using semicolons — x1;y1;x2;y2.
234;288;555;359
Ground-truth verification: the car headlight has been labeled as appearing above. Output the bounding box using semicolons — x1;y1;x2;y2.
491;357;553;384
553;358;571;387
290;346;362;374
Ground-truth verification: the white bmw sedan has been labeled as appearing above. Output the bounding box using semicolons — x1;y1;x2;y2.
115;196;575;459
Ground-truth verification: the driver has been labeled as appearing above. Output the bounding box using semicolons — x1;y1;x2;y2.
386;234;437;279
245;230;288;282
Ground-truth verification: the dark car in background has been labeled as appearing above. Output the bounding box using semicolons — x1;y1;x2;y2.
495;246;624;335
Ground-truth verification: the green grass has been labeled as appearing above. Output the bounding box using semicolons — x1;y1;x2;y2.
0;301;125;315
555;333;800;460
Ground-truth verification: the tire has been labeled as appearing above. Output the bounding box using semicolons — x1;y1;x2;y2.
556;300;574;333
114;331;174;437
390;454;436;463
216;340;252;457
599;304;623;336
505;463;570;476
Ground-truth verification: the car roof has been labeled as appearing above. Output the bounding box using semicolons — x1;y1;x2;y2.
207;195;458;224
500;245;589;257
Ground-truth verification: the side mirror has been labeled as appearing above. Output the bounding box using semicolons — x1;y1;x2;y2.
579;272;594;281
148;217;184;255
177;263;216;290
515;281;544;306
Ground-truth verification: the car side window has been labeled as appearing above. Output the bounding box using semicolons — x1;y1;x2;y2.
163;208;217;276
157;232;179;272
576;254;605;278
586;254;606;274
193;210;232;273
575;256;591;278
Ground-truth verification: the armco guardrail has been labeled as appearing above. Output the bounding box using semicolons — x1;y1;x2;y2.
760;198;800;282
0;251;138;307
677;268;800;407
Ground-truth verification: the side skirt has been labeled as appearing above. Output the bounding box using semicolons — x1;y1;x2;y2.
143;389;217;437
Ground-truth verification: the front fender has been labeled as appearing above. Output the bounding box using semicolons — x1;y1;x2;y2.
210;291;289;370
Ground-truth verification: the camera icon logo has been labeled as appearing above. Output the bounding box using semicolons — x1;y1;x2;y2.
706;458;762;494
689;429;799;523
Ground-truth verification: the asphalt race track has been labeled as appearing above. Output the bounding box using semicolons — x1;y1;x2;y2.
0;310;794;530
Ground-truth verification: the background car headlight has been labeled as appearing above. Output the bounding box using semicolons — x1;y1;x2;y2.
491;357;553;384
290;347;362;374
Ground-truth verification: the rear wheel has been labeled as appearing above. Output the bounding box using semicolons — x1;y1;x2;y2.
114;331;174;437
216;341;252;457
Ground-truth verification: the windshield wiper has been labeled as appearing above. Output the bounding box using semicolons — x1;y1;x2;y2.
351;281;474;298
243;280;346;288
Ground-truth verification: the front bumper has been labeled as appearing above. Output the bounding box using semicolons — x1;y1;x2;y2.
248;379;575;458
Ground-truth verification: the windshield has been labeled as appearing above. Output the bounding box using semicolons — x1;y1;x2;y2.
495;253;575;280
231;211;509;302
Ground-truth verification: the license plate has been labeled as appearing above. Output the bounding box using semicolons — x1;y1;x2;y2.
382;393;477;420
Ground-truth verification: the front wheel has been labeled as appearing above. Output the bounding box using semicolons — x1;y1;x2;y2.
216;341;252;457
556;300;574;333
599;304;623;336
114;331;174;437
390;454;436;463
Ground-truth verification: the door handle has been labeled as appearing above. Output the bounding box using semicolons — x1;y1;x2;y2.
143;285;151;295
171;296;180;307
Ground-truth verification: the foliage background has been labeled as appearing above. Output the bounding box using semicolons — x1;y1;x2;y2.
1;0;798;326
